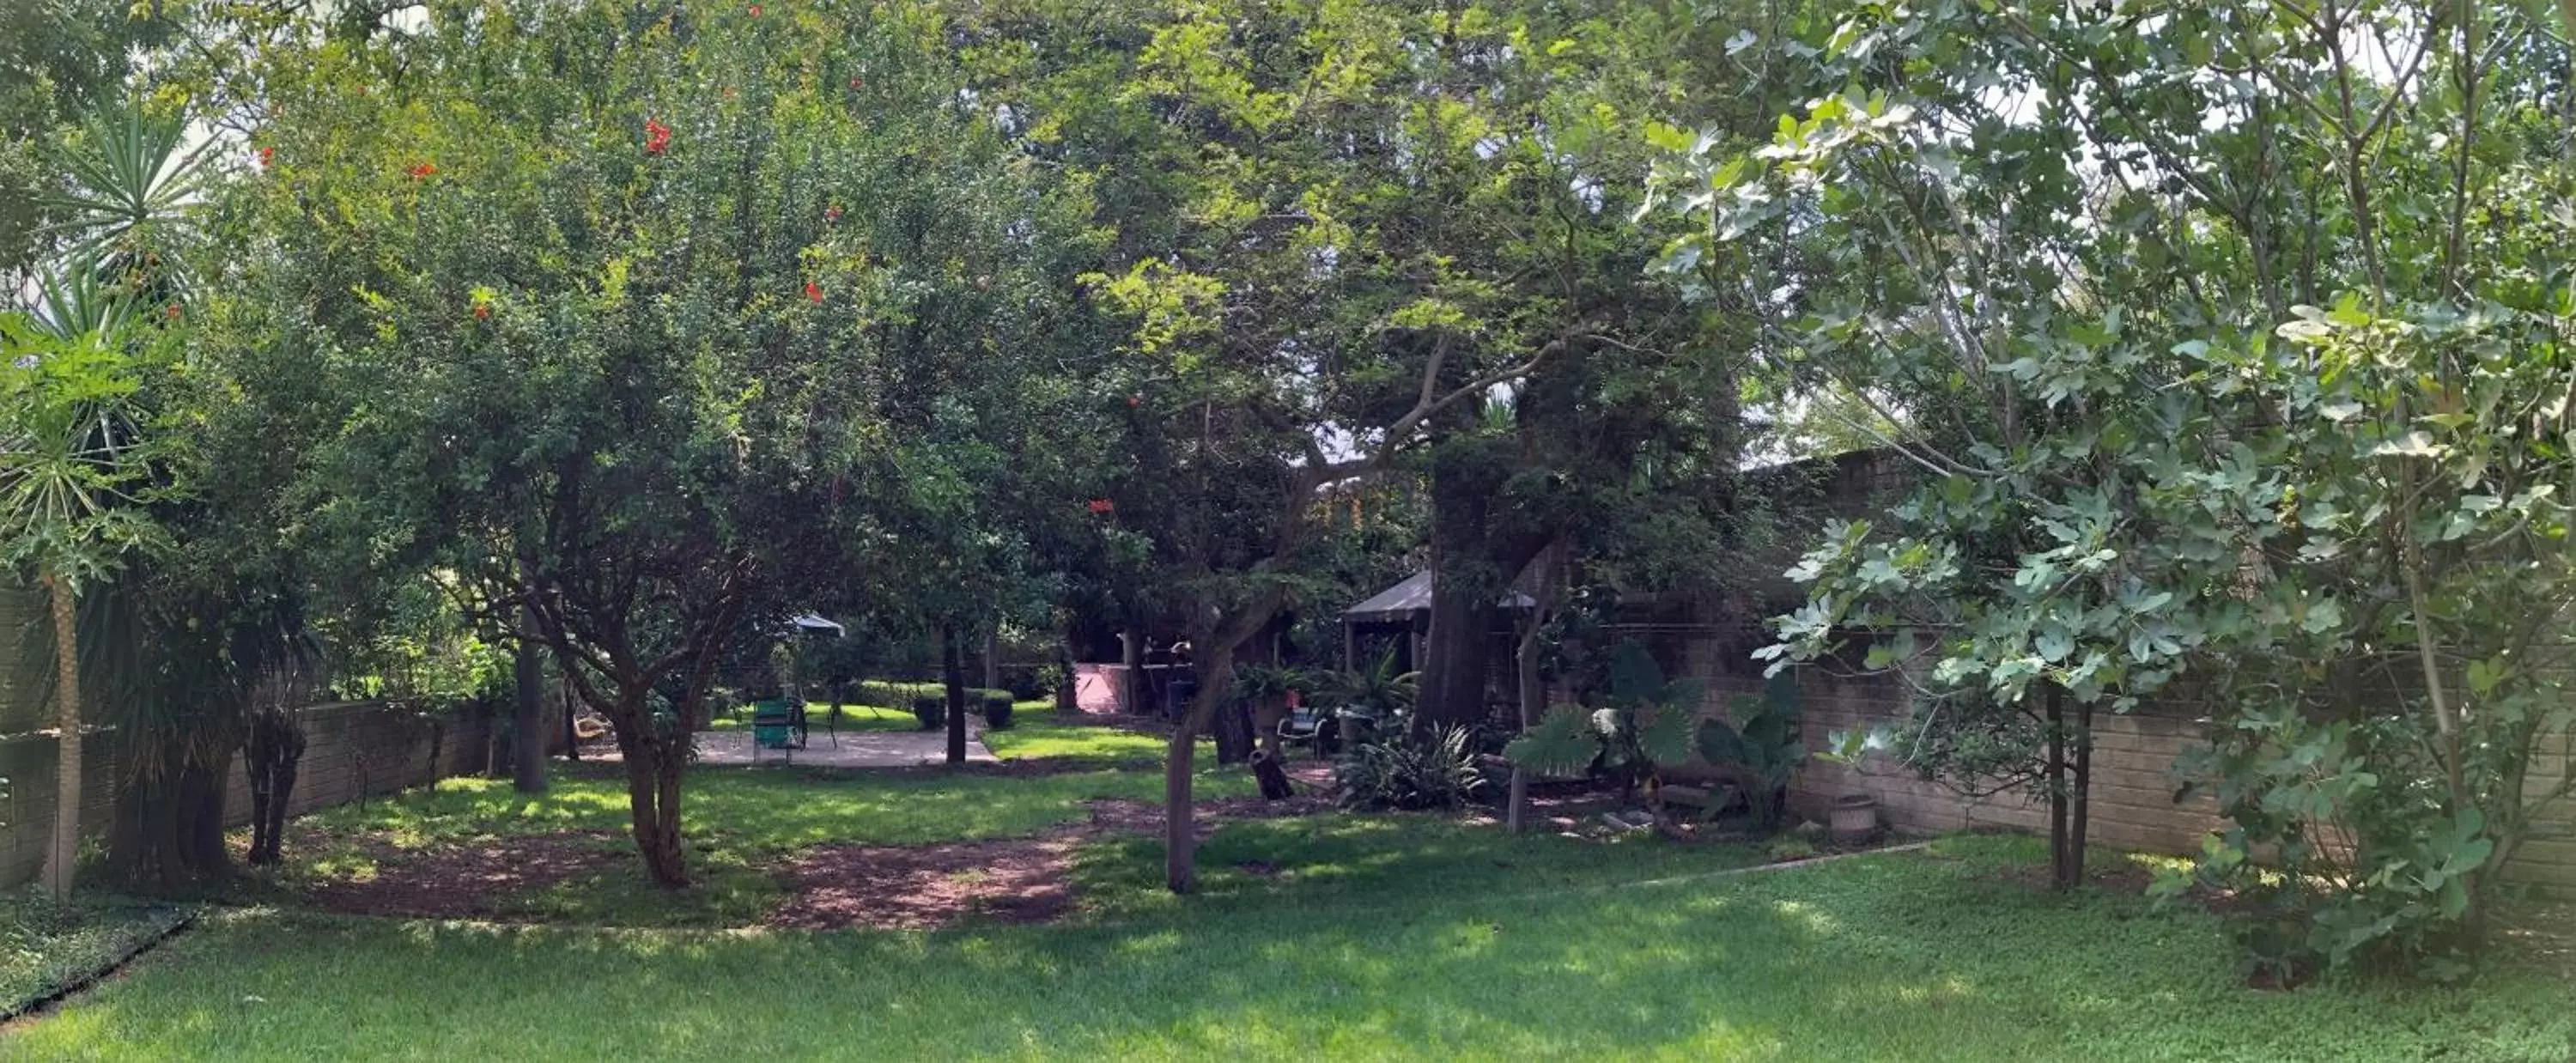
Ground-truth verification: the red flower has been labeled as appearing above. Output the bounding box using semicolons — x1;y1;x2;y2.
409;161;437;179
163;303;182;321
644;118;672;156
805;282;823;304
1127;394;1141;407
747;3;761;14
258;146;275;168
1087;498;1115;514
824;204;843;222
473;304;492;320
849;76;864;90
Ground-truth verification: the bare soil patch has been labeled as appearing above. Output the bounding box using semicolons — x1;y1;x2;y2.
769;835;1083;931
297;830;627;920
1084;792;1337;835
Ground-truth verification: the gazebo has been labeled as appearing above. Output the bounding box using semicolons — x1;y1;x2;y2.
1338;571;1536;672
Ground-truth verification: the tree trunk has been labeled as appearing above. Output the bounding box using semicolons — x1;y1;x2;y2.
562;675;581;761
1507;609;1541;835
2045;683;2073;891
513;610;550;793
1166;639;1235;894
615;724;689;888
41;572;82;899
1212;696;1254;765
1416;442;1549;731
1506;538;1564;834
174;756;230;874
1055;635;1079;716
1417;574;1495;730
941;622;969;765
108;744;235;890
2069;693;2093;890
983;626;1001;691
244;708;308;866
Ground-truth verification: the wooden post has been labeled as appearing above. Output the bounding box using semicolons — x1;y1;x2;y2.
1120;630;1142;714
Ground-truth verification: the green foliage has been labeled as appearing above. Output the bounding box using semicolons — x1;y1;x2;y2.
1659;0;2576;977
1315;650;1416;742
909;695;946;732
1698;677;1807;829
0;893;188;1016
0;309;169;591
980;690;1015;731
1334;725;1485;811
1505;641;1706;799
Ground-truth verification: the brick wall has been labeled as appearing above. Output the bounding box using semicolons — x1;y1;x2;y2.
1692;449;2576;890
0;702;495;889
1670;627;2576;890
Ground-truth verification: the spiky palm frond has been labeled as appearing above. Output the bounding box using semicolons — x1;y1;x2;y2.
38;100;214;296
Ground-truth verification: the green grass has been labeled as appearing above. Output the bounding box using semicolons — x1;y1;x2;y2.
0;894;189;1017
10;831;2572;1060
980;712;1200;768
706;701;923;733
276;760;1257;926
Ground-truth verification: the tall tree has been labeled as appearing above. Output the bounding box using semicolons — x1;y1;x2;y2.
223;0;1019;885
1669;0;2576;973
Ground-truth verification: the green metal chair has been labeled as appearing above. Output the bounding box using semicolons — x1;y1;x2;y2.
751;700;798;765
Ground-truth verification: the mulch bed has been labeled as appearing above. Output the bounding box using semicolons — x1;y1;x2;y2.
295;829;628;921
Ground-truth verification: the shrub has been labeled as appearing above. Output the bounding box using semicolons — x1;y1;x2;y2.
909;695;945;731
981;691;1014;730
999;667;1050;701
1336;726;1485;811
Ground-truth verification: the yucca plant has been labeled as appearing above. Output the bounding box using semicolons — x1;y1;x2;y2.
40;101;216;296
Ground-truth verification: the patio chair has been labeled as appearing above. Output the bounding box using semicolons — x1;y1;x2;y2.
751;701;798;765
1278;706;1340;758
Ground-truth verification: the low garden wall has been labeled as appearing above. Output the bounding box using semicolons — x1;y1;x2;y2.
1673;629;2576;892
0;702;495;890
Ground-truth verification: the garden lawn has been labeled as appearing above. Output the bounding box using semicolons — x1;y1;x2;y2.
706;701;920;733
981;712;1193;767
274;760;1256;926
11;832;2573;1061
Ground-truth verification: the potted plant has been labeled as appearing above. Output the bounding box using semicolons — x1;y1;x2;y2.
981;690;1015;730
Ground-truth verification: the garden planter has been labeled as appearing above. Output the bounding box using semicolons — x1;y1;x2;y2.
1829;793;1879;841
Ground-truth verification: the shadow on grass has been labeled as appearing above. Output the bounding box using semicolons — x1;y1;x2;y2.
33;830;2573;1060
